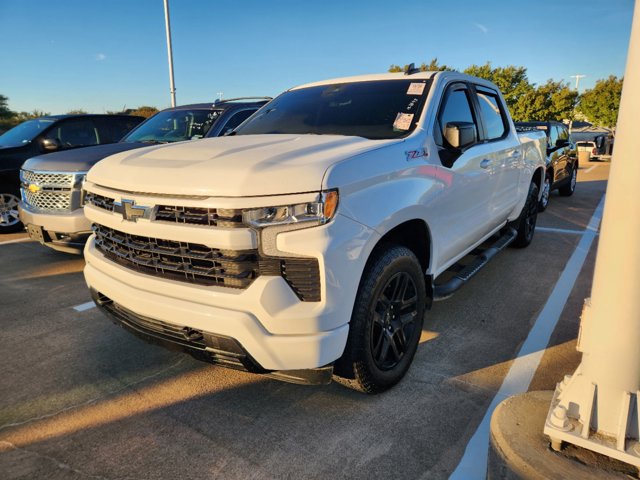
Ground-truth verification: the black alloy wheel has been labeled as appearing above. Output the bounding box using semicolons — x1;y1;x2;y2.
334;245;426;393
370;271;420;371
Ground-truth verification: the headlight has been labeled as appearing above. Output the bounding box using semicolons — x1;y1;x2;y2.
243;190;339;229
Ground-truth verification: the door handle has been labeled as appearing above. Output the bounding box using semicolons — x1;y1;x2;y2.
480;159;492;169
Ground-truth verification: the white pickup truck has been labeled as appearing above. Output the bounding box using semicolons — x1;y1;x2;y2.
83;71;546;393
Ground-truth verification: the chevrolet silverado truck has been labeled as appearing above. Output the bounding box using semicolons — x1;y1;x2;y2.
0;114;143;233
83;71;547;393
19;99;269;253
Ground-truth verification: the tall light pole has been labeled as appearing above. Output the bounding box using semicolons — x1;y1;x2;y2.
570;74;586;92
163;0;176;107
568;75;585;134
545;1;640;468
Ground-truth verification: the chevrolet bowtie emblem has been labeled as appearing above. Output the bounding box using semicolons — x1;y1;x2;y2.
28;184;41;193
114;199;150;222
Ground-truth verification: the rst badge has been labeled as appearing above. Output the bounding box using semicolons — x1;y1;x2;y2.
114;199;151;222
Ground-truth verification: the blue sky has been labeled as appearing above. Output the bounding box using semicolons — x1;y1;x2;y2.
0;0;634;114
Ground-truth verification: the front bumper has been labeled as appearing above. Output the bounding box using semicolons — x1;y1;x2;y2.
83;211;375;371
19;203;91;254
91;289;334;385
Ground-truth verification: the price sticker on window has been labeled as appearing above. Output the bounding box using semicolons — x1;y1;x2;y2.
393;113;414;131
407;83;426;95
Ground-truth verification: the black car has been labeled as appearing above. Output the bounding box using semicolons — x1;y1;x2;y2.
515;121;578;211
18;98;270;249
0;114;144;232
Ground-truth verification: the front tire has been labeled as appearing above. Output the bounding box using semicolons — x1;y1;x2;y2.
334;245;426;394
511;181;539;248
0;187;23;233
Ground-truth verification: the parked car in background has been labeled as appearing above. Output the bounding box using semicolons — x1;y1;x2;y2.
515;121;578;211
82;71;546;393
19;98;270;253
576;140;601;162
0;114;144;233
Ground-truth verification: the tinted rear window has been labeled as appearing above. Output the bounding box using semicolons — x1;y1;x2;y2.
236;80;430;140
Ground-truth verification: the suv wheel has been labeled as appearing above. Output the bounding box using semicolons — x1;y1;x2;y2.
538;174;551;212
511;180;539;248
334;245;426;393
0;187;22;233
559;165;577;197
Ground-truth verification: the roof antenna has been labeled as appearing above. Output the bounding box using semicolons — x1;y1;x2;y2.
404;63;420;75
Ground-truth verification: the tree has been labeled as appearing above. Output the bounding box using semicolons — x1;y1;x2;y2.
0;94;15;120
388;58;454;73
463;63;532;119
66;109;88;114
513;80;578;122
578;76;623;128
128;106;159;118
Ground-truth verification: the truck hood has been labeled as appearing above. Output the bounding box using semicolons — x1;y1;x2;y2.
88;134;400;197
21;142;148;172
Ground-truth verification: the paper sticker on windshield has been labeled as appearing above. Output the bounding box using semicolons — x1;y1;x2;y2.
393;113;414;131
407;83;426;95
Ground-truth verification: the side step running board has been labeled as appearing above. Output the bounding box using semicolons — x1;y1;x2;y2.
433;227;517;301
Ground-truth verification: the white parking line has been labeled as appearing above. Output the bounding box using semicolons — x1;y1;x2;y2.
73;301;96;312
536;226;591;235
450;194;605;479
583;165;599;174
0;237;32;245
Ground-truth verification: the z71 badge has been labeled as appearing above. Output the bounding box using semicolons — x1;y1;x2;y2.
405;148;428;161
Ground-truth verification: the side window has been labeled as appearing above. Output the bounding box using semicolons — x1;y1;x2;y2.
218;109;256;136
549;125;560;148
110;117;143;142
558;126;569;141
44;119;98;148
435;87;477;147
475;89;506;140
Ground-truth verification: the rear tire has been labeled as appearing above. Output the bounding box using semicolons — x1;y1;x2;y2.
0;186;23;234
558;164;577;197
511;181;539;248
334;245;426;394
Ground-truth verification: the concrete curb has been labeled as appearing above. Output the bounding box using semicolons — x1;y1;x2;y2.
487;391;633;479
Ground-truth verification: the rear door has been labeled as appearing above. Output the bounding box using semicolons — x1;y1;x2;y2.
94;116;144;143
471;85;521;221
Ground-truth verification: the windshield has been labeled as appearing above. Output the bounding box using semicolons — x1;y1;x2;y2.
123;109;222;143
0;118;55;147
235;80;430;140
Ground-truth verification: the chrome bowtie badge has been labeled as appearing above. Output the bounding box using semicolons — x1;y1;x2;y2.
114;199;149;222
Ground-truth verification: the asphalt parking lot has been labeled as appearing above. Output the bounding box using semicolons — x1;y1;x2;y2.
0;161;611;480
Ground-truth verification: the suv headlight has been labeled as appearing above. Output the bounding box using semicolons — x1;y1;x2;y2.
243;190;339;229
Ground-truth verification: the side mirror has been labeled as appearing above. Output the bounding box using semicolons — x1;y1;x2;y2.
444;122;476;149
555;139;569;148
42;138;61;152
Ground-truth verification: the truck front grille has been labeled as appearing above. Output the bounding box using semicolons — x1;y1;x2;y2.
155;205;244;228
93;224;259;289
21;171;74;188
20;170;82;213
85;192;244;227
22;190;73;211
92;223;322;300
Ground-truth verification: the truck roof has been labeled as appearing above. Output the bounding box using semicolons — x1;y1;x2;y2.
290;70;501;92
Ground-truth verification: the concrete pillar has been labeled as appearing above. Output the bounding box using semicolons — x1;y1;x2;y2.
544;0;640;467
